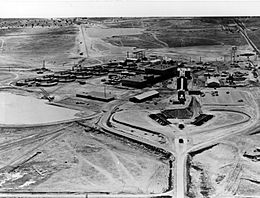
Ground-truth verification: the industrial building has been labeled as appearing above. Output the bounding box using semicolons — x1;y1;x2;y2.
150;59;161;66
178;90;186;104
129;90;159;103
132;49;146;59
191;114;214;126
121;75;150;88
188;90;202;95
121;74;161;88
206;77;220;88
150;97;202;125
76;91;115;102
177;68;192;79
145;64;178;77
177;76;188;91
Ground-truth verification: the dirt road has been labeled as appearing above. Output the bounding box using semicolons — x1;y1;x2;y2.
0;38;4;50
79;25;89;57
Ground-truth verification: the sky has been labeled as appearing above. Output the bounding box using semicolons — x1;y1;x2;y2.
0;0;259;18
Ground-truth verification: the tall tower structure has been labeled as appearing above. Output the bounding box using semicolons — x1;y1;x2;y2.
231;46;237;64
177;76;188;91
176;68;190;104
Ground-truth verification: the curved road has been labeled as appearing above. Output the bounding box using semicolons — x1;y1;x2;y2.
0;86;257;198
175;91;259;198
97;90;259;198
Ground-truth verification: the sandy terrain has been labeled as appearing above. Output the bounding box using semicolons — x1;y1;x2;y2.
200;88;251;106
1;17;260;197
0;123;170;194
0;26;79;70
188;143;239;198
188;133;260;198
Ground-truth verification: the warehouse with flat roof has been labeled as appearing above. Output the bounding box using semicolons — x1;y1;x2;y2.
129;90;159;103
121;74;161;88
76;91;115;102
145;64;178;77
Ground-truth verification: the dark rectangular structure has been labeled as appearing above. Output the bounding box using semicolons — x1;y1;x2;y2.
121;75;149;88
145;64;178;77
188;90;202;95
177;76;188;91
121;74;161;88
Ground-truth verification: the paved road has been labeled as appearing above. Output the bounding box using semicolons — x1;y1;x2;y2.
97;89;259;198
1;88;257;198
177;91;259;198
175;137;188;198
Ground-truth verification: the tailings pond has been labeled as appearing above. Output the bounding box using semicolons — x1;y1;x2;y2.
0;92;80;126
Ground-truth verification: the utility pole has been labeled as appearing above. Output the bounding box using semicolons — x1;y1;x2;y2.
231;46;237;64
104;84;106;98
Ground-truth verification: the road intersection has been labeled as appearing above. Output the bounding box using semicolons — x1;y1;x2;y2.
96;89;259;198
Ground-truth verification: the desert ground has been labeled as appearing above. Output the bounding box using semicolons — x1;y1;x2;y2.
0;17;260;198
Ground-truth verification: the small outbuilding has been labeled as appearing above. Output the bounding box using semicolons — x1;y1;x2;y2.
206;77;220;88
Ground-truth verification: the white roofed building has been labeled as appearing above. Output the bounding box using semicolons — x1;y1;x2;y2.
206;77;220;88
129;90;159;103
